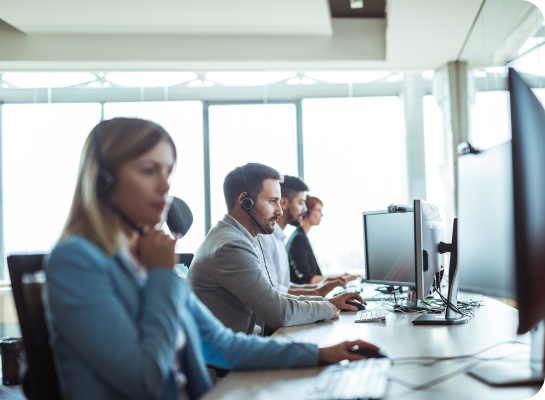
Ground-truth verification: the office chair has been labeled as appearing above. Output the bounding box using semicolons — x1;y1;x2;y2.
176;253;194;268
8;254;61;400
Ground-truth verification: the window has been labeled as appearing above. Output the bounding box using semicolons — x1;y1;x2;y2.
2;103;102;255
302;97;404;275
470;91;510;150
103;101;204;254
208;103;298;226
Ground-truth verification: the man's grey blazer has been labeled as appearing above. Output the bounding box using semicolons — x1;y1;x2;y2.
186;214;334;334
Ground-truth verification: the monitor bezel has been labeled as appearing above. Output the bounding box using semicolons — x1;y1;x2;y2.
362;210;416;288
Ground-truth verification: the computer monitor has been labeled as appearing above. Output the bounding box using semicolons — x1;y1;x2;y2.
458;140;516;299
413;200;444;301
411;200;468;325
455;68;545;386
362;210;415;288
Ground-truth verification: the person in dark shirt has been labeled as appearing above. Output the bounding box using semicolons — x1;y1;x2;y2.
286;196;359;284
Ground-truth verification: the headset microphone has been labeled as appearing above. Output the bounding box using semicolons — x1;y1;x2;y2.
239;165;274;287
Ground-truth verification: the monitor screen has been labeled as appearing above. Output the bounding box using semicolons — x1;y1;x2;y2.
363;211;415;287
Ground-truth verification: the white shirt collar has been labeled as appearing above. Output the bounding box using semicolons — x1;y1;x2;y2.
273;222;286;241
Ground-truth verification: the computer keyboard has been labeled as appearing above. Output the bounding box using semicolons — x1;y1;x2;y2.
355;309;387;323
308;358;391;400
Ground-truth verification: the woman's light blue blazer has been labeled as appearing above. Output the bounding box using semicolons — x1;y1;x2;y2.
44;235;320;400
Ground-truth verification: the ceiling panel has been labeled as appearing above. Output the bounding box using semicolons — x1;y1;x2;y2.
0;0;333;36
329;0;386;18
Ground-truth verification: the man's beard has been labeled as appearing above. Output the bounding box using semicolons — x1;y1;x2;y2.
287;209;305;227
288;219;301;227
252;209;276;234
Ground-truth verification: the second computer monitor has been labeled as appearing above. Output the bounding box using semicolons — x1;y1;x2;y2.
362;210;415;287
414;200;445;300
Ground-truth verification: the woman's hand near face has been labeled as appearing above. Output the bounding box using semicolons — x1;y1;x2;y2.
138;228;176;270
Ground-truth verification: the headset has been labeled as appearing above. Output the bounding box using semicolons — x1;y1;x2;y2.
240;165;268;234
240;165;274;287
92;124;144;235
306;207;312;217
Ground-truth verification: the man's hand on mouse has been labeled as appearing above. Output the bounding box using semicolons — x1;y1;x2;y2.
318;340;380;365
329;293;366;312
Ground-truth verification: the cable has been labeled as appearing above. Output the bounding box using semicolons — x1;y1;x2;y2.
389;341;531;390
253;226;274;288
391;340;529;364
389;361;480;390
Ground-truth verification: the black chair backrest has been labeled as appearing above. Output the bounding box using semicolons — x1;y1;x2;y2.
8;254;61;400
176;253;194;268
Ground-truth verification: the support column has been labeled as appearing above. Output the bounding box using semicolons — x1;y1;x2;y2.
0;103;5;279
402;73;427;203
433;61;469;216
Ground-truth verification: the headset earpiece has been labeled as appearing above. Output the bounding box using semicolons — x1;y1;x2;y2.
240;196;254;211
306;207;312;217
96;169;115;199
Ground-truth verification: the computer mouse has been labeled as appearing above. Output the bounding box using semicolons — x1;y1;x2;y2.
349;347;388;359
340;300;366;312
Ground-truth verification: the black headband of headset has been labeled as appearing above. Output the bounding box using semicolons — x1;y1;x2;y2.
92;124;110;174
241;165;253;200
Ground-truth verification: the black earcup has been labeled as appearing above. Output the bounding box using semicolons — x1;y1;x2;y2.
97;169;115;199
240;197;254;211
306;207;312;216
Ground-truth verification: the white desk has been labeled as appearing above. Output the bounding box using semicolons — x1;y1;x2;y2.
202;292;542;400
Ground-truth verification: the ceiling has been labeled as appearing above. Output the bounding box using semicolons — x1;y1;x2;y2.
0;0;537;71
0;0;333;35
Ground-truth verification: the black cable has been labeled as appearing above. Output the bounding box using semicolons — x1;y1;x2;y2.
432;281;474;318
254;228;274;288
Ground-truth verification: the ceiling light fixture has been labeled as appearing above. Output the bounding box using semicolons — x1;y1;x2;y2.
350;0;364;9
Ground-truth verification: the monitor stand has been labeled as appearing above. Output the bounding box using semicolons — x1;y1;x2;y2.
467;320;544;386
412;218;469;326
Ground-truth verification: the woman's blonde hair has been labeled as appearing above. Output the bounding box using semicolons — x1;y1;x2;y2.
61;117;177;255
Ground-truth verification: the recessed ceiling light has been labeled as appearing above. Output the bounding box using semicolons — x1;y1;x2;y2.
350;0;364;9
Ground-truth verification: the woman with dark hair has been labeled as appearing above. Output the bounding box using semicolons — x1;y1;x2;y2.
44;118;378;400
287;196;359;285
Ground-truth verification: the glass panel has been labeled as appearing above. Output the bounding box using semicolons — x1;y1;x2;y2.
209;104;298;226
423;95;454;250
302;97;404;274
470;91;510;150
103;101;205;254
2;103;102;254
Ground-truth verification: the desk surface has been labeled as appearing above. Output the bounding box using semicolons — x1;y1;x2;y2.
202;291;542;400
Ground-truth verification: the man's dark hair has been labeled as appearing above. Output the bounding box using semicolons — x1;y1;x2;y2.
223;162;283;211
280;175;310;201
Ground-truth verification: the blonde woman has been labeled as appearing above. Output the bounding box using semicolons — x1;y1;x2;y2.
44;118;379;400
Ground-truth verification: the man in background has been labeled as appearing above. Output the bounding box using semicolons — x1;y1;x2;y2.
186;163;364;335
258;175;347;296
